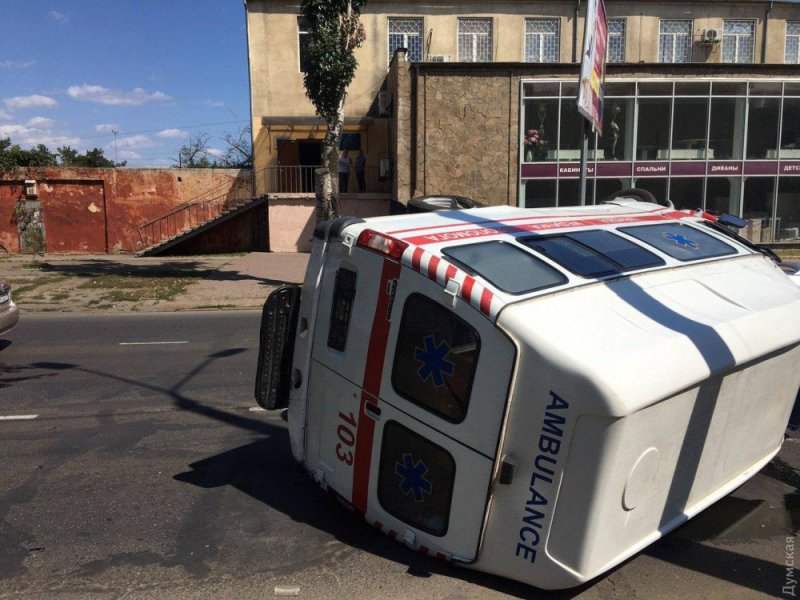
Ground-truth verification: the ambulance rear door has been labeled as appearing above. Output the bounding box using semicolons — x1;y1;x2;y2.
361;268;515;561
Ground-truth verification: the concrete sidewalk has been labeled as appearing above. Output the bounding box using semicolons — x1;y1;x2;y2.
0;252;310;312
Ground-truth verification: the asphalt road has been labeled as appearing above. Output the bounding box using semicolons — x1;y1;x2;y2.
0;312;797;599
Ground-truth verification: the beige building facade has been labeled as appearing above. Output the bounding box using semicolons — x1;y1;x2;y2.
246;1;800;243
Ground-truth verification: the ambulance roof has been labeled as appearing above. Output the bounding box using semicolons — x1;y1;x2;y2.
343;200;759;321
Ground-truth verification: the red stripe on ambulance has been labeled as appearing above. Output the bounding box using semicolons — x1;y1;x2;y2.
352;257;402;513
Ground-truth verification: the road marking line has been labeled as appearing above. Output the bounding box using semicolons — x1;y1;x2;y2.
0;415;39;421
118;341;189;346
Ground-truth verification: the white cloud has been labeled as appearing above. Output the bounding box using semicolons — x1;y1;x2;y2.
201;100;226;108
0;60;36;70
4;94;58;109
0;123;80;148
156;128;187;138
207;148;225;159
95;123;120;133
116;135;155;149
67;84;172;106
26;116;56;129
117;150;142;160
0;109;12;120
48;11;69;24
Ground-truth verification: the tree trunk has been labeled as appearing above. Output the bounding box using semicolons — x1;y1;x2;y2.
314;98;347;225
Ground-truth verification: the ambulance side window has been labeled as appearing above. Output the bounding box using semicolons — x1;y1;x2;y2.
391;294;479;423
377;420;455;536
327;267;357;351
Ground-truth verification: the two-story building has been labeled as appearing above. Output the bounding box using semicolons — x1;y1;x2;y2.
245;1;800;248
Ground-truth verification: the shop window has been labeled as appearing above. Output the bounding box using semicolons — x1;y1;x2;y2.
619;223;737;261
671;98;709;160
522;179;557;207
522;98;559;162
636;98;671;160
392;294;479;423
722;20;755;64
746;97;780;159
709;96;746;160
388;17;423;63
458;18;492;63
607;19;626;63
442;241;567;295
668;178;705;211
787;22;800;64
378;421;455;536
524;19;560;62
598;99;634;161
327;268;357;351
776;177;800;242
780;98;800;157
705;177;741;216
632;178;668;205
742;177;777;243
658;20;692;63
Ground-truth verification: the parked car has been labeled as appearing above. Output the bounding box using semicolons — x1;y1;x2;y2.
0;278;20;336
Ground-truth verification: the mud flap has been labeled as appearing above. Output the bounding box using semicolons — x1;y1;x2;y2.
254;285;301;410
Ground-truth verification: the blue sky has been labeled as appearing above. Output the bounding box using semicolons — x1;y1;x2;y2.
0;1;250;167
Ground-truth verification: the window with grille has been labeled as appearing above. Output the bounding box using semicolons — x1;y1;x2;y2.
607;19;626;63
658;20;692;63
525;19;560;63
786;22;800;64
388;17;423;63
457;18;492;62
722;20;755;63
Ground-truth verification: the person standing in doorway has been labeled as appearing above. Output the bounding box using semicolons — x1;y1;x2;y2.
355;150;366;192
338;150;352;193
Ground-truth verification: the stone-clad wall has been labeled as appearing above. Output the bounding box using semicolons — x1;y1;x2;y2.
416;71;518;206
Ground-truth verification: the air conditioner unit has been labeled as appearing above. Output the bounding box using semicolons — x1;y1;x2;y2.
378;90;390;116
24;180;37;197
429;54;450;63
702;28;721;43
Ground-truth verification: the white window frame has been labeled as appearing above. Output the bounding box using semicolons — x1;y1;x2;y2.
388;17;424;64
524;18;560;63
457;18;493;63
722;20;755;64
658;19;692;63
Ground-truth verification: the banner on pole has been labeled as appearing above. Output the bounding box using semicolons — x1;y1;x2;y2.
577;0;608;135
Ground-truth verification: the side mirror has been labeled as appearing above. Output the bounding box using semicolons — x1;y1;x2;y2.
717;214;748;229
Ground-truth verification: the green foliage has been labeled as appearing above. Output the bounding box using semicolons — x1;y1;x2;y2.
57;146;124;167
300;0;367;123
0;137;56;174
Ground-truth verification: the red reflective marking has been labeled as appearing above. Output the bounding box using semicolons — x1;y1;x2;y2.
411;247;424;271
373;521;383;530
402;213;677;246
461;276;475;302
480;288;493;315
436;552;447;561
444;265;457;284
352;258;402;513
419;545;430;555
386;206;670;236
427;255;440;281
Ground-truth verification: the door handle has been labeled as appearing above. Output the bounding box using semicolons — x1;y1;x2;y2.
364;402;381;420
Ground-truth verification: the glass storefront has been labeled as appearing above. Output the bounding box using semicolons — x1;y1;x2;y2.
519;79;800;243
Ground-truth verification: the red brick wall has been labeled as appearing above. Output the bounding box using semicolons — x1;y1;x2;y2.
0;167;246;254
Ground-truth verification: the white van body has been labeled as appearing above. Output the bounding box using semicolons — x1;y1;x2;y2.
258;199;800;590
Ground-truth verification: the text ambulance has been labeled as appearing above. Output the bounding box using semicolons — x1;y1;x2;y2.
255;194;800;589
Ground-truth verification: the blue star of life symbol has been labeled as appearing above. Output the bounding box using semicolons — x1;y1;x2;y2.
414;335;455;388
664;232;698;249
395;453;433;502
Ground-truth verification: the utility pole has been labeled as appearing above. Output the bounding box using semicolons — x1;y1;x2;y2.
112;130;119;166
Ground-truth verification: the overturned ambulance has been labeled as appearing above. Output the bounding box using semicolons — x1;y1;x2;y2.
255;194;800;590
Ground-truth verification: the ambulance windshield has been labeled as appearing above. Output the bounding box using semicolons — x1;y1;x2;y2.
442;240;567;294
